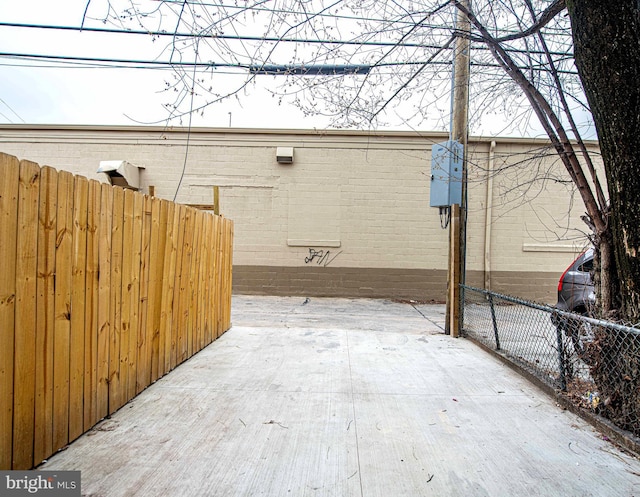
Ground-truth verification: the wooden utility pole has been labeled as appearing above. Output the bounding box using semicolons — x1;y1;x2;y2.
213;186;220;215
446;0;471;338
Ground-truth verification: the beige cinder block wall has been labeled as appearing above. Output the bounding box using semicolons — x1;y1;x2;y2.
0;125;597;303
464;139;599;302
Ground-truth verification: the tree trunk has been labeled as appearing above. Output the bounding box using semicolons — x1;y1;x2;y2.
598;236;615;316
566;1;640;323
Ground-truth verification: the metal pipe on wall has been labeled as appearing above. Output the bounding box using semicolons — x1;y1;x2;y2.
484;140;496;290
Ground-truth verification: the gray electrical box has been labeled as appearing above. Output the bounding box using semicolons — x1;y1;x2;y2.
429;140;463;207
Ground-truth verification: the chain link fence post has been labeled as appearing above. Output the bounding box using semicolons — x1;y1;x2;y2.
487;293;501;351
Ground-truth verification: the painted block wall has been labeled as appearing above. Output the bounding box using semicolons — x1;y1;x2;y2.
0;125;599;303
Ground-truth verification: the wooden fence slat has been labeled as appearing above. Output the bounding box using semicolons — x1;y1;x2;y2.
200;212;210;349
171;205;186;369
13;160;40;469
213;216;221;339
137;195;152;394
201;214;213;347
160;202;178;374
207;215;215;345
96;184;113;420
222;218;230;332
222;219;228;330
180;207;195;362
0;153;19;470
205;216;213;344
215;216;224;338
34;166;57;466
224;220;234;331
108;187;125;414
69;176;88;442
221;218;229;334
189;210;203;356
209;215;219;339
52;170;73;453
170;205;182;370
200;214;210;348
83;180;101;431
150;198;168;382
220;219;232;334
127;192;143;400
119;189;134;407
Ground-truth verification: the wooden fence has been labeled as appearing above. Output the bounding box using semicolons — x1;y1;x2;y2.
0;152;234;470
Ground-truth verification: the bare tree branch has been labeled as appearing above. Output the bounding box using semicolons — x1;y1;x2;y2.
452;0;606;238
494;0;566;43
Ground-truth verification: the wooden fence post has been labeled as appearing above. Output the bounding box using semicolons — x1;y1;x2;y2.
0;154;19;470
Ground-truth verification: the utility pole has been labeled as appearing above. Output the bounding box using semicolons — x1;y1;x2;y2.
446;0;471;338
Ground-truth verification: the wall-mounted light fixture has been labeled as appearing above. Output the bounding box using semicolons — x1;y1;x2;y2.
97;160;143;190
276;147;294;164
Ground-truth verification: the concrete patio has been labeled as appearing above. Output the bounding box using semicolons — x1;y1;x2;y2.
40;296;640;496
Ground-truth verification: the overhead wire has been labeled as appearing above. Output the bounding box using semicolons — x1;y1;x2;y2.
129;0;576;39
0;21;576;74
0;21;447;49
0;3;579;128
172;24;200;202
0;51;249;69
0;22;574;58
0;108;15;123
0;96;25;123
0;51;579;76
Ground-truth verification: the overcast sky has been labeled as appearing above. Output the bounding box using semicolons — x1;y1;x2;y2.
0;0;595;139
0;0;344;129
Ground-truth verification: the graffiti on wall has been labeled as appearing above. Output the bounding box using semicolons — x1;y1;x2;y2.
304;248;342;267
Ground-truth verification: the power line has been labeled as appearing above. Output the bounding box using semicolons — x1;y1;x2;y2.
250;64;371;75
0;21;446;50
150;0;445;27
0;22;574;58
0;51;248;69
0;51;578;75
0;60;176;71
114;0;575;39
0;96;25;123
0;108;15;123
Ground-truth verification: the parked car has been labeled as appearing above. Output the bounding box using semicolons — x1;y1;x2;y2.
556;248;595;315
552;249;596;356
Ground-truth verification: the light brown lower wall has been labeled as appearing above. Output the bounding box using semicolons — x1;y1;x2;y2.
234;266;560;304
233;266;448;301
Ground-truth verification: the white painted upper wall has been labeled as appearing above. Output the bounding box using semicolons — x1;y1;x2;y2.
0;125;600;282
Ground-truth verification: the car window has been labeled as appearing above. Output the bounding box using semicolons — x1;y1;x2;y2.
579;258;594;272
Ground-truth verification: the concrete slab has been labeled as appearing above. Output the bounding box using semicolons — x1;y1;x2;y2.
40;296;640;496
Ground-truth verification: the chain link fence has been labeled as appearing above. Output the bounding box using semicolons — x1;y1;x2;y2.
462;285;640;438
